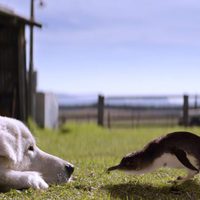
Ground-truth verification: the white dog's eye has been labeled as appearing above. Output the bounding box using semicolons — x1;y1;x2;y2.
28;146;34;151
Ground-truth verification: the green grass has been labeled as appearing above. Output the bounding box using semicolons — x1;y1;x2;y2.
1;123;200;199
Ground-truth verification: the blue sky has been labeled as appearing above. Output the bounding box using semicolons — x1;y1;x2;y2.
1;0;200;95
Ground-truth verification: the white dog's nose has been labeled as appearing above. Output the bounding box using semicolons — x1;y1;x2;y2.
65;164;74;176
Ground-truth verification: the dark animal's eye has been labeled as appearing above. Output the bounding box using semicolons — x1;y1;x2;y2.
28;146;34;151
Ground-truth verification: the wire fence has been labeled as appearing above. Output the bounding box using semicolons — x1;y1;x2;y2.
59;94;200;128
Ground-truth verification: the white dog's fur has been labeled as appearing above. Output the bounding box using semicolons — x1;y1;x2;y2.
0;116;74;191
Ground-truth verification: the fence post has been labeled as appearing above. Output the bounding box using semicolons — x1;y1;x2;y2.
107;111;111;129
194;95;198;109
97;95;104;127
183;95;189;127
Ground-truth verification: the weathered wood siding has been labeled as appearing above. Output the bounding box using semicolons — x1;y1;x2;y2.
0;24;27;121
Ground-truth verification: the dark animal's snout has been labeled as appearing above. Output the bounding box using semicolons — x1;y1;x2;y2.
65;164;74;176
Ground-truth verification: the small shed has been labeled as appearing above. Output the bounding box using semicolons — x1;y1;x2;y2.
0;6;41;122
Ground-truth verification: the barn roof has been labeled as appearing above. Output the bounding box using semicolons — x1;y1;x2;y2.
0;5;42;28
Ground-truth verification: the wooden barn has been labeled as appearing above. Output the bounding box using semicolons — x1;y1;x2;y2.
0;6;41;122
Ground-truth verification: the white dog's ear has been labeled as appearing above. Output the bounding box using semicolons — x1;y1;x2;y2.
0;135;17;164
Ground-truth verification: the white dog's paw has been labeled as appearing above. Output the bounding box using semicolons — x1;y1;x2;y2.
26;172;49;189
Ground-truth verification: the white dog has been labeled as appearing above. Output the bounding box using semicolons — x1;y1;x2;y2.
0;116;74;191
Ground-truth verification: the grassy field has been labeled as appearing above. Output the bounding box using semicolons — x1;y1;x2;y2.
1;123;200;200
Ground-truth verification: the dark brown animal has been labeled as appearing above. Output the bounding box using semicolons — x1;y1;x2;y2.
108;131;200;184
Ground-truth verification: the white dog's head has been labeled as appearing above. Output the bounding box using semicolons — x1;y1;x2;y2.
0;116;74;187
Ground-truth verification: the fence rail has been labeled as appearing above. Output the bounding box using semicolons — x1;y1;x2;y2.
59;94;200;128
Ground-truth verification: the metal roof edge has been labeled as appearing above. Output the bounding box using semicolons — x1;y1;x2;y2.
0;6;42;28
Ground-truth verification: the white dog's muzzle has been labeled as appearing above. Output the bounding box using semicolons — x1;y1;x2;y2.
28;147;74;185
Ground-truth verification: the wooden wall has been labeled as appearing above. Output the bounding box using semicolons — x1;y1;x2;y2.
0;23;27;121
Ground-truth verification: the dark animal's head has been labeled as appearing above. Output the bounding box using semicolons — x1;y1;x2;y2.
107;151;143;173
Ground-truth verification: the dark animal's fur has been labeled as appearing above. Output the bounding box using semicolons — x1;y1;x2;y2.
108;131;200;172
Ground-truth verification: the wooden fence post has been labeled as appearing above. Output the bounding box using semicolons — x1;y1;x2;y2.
194;95;198;109
107;111;111;129
183;95;189;127
97;95;104;127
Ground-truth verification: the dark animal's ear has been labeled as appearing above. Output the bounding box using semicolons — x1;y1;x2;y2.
0;134;17;163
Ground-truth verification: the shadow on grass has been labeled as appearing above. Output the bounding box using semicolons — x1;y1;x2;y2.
102;180;200;200
59;125;72;134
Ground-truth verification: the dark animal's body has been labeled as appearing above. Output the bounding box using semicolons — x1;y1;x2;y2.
130;131;200;170
107;131;200;183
